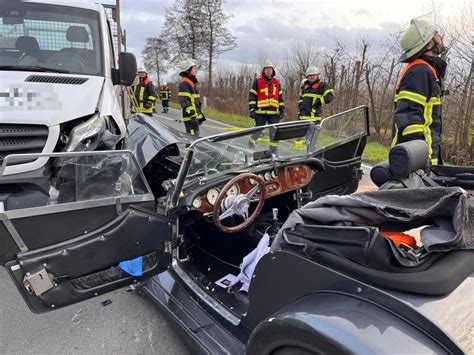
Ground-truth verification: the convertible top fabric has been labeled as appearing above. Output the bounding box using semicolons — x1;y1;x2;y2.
271;187;474;294
274;187;473;252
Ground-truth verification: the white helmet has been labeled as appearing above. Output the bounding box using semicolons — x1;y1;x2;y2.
137;67;147;73
305;66;320;77
179;58;197;74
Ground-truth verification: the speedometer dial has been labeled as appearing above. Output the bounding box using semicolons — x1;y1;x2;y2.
226;184;240;196
206;188;220;205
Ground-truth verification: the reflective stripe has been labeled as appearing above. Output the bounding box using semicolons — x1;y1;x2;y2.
148;95;156;101
269;141;278;147
179;92;193;98
395;90;427;107
402;124;424;136
257;137;270;143
190;129;195;136
279;102;285;106
250;89;258;95
255;109;279;114
248;101;257;105
323;89;334;96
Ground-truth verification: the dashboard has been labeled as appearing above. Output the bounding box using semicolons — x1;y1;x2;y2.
190;164;316;213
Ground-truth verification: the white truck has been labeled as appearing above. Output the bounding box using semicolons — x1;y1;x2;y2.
0;0;137;210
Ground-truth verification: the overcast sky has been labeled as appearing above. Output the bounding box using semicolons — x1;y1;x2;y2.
102;0;469;77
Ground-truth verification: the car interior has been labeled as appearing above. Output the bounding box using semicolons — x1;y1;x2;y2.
141;137;473;319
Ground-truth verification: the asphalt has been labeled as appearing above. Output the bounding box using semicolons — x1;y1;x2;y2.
0;105;375;355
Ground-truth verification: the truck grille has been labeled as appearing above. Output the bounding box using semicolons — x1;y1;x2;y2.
0;124;49;166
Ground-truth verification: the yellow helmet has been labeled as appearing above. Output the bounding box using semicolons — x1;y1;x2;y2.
399;19;437;62
262;59;276;77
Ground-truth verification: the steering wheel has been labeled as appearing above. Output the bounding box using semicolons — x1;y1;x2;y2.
213;173;266;233
47;52;88;71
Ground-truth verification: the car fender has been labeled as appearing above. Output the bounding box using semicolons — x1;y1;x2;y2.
246;292;447;355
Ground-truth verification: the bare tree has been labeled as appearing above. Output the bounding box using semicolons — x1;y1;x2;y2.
142;37;169;85
201;0;236;92
161;0;207;63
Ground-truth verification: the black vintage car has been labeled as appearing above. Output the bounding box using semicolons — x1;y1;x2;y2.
0;106;472;354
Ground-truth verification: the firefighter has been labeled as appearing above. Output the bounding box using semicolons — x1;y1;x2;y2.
160;82;171;113
248;60;284;152
298;66;334;122
392;19;447;165
132;68;156;116
178;59;205;136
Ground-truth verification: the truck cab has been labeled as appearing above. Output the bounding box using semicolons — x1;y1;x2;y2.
0;0;136;211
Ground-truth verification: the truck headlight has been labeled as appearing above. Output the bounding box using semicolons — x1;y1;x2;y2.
65;114;106;152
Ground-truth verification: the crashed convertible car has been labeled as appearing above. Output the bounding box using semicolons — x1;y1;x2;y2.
0;106;472;354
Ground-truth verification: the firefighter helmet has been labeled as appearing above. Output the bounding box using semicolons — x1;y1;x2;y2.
305;66;320;76
262;59;276;77
178;59;197;74
399;19;437;62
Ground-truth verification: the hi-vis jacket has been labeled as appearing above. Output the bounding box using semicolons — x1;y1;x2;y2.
248;77;285;116
298;79;334;121
132;78;156;114
392;58;443;164
178;76;204;122
160;87;171;100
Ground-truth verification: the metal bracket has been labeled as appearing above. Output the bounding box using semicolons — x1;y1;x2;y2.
0;213;28;252
23;268;55;296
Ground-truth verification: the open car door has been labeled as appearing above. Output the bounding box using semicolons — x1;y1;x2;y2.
0;151;171;313
307;105;369;198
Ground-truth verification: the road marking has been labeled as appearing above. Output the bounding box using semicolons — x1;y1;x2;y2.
153;113;237;132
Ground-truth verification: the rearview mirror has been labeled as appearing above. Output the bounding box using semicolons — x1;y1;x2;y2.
113;52;137;86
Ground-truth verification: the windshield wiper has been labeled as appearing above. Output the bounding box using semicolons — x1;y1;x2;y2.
0;65;70;74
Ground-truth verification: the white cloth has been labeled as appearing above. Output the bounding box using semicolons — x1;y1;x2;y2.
229;233;270;293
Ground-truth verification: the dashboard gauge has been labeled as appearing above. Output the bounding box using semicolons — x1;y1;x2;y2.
271;170;278;179
264;171;272;181
226;184;240;196
206;188;220;205
192;197;202;209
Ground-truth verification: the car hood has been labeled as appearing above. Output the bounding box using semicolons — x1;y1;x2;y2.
124;113;191;169
0;71;104;126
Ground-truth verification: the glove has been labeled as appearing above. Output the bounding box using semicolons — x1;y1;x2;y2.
188;109;197;118
249;110;256;119
198;115;206;125
144;102;152;109
279;112;285;120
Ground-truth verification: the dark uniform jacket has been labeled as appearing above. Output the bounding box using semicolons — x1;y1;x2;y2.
160;87;171;100
392;55;447;164
178;75;204;122
132;78;156;114
298;79;334;121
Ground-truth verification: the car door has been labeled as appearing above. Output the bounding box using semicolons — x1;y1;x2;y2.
0;151;172;313
306;105;369;199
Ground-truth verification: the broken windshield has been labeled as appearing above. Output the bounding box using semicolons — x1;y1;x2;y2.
183;106;369;185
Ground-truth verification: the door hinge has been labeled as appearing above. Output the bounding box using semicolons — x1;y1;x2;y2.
23;268;55;296
164;241;172;254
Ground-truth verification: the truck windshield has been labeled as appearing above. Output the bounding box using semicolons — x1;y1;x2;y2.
0;2;103;76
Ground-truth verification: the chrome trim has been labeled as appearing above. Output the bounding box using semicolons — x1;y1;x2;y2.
4;194;154;220
0;213;28;252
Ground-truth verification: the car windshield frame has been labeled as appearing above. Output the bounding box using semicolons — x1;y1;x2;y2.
0;2;104;76
170;106;370;207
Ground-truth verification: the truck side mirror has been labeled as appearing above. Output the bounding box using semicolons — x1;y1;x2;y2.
112;52;137;86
